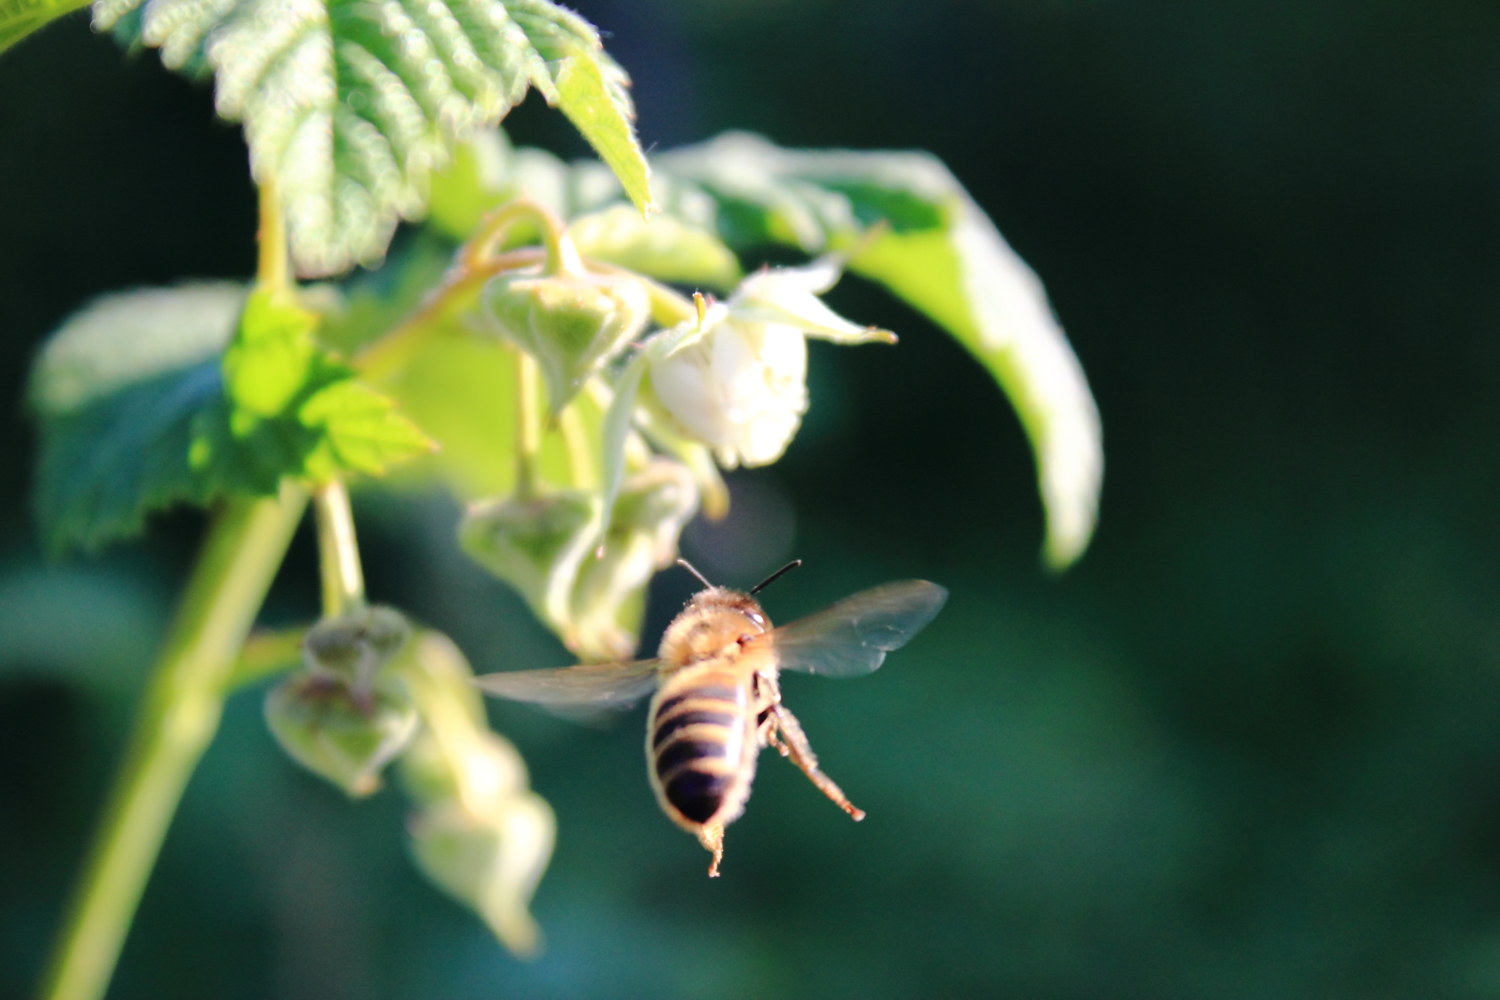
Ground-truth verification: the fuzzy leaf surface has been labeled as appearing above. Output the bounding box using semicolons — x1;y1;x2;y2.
94;0;649;276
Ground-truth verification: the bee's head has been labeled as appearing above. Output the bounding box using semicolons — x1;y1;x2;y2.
657;587;771;665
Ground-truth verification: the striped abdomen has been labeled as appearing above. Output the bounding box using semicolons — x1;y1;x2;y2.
647;668;757;830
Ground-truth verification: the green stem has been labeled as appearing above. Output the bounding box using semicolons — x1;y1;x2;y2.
313;481;365;617
515;348;543;497
255;177;291;294
37;486;308;1000
466;200;578;276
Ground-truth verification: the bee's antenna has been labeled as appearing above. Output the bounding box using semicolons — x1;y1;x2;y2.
675;558;715;589
750;559;803;596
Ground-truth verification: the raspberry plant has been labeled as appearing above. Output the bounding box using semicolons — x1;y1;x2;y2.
3;3;1103;998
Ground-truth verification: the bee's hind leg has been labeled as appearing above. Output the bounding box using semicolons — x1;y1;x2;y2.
769;704;866;822
697;823;726;877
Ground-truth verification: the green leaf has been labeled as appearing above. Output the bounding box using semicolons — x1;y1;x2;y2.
29;284;433;553
29;284;245;552
204;289;435;483
652;133;1102;568
0;0;88;53
553;48;652;215
426;131;572;240
94;0;649;276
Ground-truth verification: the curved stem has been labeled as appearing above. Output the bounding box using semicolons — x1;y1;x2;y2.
465;199;579;276
352;248;544;385
313;481;365;617
36;486;308;1000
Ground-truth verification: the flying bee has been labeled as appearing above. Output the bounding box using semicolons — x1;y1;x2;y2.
475;560;947;876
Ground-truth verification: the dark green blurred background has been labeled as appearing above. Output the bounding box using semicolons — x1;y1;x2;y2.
6;1;1500;997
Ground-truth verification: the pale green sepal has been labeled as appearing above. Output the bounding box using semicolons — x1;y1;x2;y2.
458;489;603;632
569;458;699;661
264;671;420;798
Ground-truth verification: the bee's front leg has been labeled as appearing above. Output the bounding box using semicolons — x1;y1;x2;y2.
769;703;865;822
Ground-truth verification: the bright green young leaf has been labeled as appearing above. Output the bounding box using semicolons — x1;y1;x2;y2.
209;288;434;481
0;0;88;53
29;284;433;553
94;0;650;277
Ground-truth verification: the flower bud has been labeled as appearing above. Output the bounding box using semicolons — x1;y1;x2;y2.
650;318;807;468
399;631;555;956
408;793;555;956
458;489;602;635
264;672;419;797
568;459;699;661
487;271;651;414
302;605;412;693
649;260;893;469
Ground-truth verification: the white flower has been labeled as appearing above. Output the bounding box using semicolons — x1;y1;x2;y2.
649;259;894;468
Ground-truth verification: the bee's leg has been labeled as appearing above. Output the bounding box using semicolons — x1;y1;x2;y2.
769;703;865;822
752;671;780;749
697;823;726;877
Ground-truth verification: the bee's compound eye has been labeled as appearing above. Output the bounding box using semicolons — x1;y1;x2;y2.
745;611;765;627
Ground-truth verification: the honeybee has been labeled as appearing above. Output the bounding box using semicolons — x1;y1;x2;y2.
475;560;947;876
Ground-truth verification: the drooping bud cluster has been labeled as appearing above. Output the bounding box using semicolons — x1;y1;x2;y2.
264;606;417;797
399;632;555;956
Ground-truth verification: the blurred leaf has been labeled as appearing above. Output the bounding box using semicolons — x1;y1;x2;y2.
28;283;243;552
654;133;1103;568
316;232;456;355
0;0;88;53
427;131;574;240
28;284;431;553
94;0;649;276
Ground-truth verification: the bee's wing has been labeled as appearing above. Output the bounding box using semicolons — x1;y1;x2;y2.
767;580;948;678
474;660;660;715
